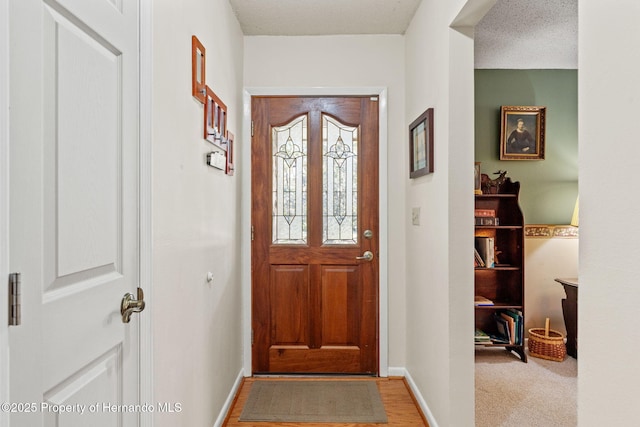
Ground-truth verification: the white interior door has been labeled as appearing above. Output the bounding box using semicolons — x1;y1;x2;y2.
8;0;141;425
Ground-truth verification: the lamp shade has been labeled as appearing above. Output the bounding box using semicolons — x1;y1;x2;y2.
570;196;579;227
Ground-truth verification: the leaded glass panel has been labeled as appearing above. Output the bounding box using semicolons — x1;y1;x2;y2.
322;115;358;245
272;115;307;244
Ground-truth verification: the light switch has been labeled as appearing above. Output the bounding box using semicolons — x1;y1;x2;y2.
412;207;420;225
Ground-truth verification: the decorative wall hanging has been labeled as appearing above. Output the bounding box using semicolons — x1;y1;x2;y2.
499;106;546;160
191;36;206;103
192;35;234;174
409;108;434;178
204;86;228;149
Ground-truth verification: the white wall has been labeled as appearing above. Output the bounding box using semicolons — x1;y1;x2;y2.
243;35;407;368
404;1;493;425
152;0;244;425
579;3;640;425
524;235;579;334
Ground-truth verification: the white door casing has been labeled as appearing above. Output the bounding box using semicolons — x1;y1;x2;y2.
8;0;141;425
1;0;10;424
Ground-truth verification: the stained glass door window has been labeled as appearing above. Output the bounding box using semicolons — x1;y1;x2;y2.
272;115;307;244
322;115;358;245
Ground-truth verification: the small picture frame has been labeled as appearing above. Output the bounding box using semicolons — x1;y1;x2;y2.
409;108;434;178
226;131;235;176
204;86;227;148
474;162;482;194
499;106;546;160
191;36;206;103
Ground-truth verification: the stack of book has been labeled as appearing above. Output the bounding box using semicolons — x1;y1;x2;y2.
475;208;499;226
475;328;491;344
493;309;524;345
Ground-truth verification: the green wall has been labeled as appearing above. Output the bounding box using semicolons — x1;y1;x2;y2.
475;69;578;224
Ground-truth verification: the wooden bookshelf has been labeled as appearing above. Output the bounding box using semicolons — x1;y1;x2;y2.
474;178;527;362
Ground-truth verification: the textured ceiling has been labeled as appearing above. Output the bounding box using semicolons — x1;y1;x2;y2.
229;0;577;68
475;0;577;69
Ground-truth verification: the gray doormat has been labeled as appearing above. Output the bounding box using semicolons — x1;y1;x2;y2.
239;380;388;423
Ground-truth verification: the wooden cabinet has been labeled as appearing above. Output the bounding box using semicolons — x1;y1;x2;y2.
474;178;527;362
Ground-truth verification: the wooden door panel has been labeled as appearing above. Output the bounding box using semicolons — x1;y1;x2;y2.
321;266;360;346
252;96;378;375
270;265;310;346
269;347;361;373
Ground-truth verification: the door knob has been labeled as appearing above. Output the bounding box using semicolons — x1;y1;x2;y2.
356;250;374;261
121;287;145;323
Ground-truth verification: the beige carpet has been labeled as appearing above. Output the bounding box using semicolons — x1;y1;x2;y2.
475;347;577;426
239;380;388;423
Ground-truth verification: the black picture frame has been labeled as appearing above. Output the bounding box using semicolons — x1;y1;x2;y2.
409;108;434;178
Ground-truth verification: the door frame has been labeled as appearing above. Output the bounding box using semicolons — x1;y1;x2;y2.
241;87;389;377
1;0;10;424
139;0;153;425
0;1;153;425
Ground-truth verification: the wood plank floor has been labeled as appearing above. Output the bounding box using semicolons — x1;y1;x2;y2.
223;377;429;426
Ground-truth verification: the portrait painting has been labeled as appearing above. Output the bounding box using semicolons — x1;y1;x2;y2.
499;106;546;160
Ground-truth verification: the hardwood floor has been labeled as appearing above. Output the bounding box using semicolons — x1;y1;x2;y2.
223;377;429;426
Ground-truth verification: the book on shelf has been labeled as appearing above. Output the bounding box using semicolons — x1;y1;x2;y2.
474;295;494;306
475;328;491;343
501;309;523;345
474;209;496;217
494;313;511;344
474;248;485;267
475;216;499;226
475;236;495;268
499;312;516;345
489;334;510;344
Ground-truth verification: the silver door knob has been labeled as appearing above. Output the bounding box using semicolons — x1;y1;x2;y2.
356;250;374;261
121;287;146;323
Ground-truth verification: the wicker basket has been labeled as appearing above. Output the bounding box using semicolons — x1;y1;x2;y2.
528;318;566;362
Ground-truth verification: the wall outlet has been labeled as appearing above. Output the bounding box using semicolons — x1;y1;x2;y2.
412;207;420;226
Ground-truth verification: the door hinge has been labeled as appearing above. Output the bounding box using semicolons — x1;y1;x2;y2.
251;225;255;241
9;273;21;326
251;120;254;137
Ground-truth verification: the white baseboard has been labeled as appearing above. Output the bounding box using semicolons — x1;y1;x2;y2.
389;366;439;427
213;369;244;427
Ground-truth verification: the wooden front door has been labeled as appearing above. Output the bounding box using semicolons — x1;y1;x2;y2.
252;96;379;374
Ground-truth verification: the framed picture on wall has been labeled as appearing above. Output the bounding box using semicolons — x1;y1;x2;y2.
409;108;434;178
192;35;206;103
204;86;228;149
499;105;546;160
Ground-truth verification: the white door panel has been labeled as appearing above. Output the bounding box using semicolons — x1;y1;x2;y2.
42;347;121;427
45;4;120;278
9;0;140;425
